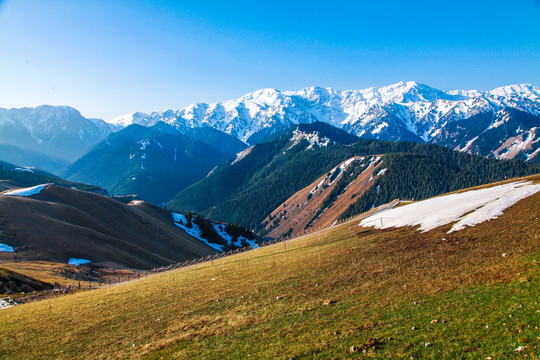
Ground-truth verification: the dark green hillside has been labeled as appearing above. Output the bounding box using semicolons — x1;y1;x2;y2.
62;124;228;204
169;124;540;233
339;151;539;219
0;160;103;193
245;122;289;145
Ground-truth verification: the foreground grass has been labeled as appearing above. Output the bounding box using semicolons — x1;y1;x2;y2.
1;192;539;359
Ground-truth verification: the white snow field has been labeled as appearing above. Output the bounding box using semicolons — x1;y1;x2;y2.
360;181;540;233
2;184;48;197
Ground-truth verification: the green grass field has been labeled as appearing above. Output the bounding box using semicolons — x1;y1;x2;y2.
1;180;539;359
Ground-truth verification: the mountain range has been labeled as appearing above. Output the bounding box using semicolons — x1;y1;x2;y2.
110;82;540;162
0;82;539;216
0;82;538;176
1;83;540;292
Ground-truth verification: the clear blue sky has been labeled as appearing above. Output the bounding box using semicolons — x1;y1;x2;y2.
0;0;539;120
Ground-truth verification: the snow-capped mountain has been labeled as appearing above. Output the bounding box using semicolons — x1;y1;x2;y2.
110;82;540;162
0;105;113;162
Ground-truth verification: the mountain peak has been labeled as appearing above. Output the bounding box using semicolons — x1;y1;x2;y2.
488;84;540;100
394;80;419;88
240;88;281;103
110;112;151;127
293;86;337;101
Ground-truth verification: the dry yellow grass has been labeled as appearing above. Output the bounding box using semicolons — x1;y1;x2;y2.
0;261;78;286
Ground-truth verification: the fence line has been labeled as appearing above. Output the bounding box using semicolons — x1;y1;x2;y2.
46;198;410;293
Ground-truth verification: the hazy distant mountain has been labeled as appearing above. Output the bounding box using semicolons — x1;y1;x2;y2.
61;124;230;204
0;144;68;173
0;105;113;162
111;82;540;162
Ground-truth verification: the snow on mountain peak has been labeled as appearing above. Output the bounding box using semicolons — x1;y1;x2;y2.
110;112;151;127
106;82;540;149
488;84;540;100
290;129;332;150
291;86;336;102
447;88;482;98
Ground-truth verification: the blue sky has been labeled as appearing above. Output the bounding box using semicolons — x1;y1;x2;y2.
0;0;539;120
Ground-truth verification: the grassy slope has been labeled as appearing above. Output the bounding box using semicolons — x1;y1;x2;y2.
1;178;539;359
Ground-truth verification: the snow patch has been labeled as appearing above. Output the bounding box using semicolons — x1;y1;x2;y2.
526;145;540;161
12;167;34;173
172;213;224;252
461;136;479;153
239;236;258;248
360;181;540;233
231;146;254;165
371;123;388;134
213;224;233;245
0;243;15;252
289;130;332;150
213;224;257;248
2;184;48;197
68;258;91;266
138;139;150;150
